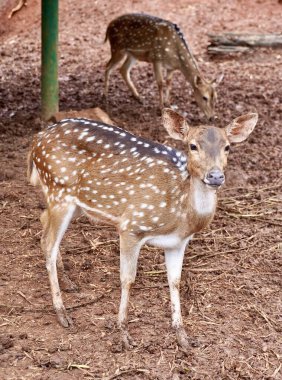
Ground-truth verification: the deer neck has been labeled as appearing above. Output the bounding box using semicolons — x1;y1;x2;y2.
189;177;217;215
177;45;202;87
170;175;217;238
181;59;201;87
177;176;217;235
189;176;217;215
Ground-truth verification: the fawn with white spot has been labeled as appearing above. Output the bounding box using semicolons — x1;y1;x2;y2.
28;109;257;351
105;13;223;119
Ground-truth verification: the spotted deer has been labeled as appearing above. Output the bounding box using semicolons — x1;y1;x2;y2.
105;13;223;119
28;109;257;351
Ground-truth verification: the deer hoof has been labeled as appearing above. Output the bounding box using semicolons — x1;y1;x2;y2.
121;328;137;350
132;94;143;104
163;99;171;107
57;308;73;328
176;327;190;353
156;107;163;116
102;92;108;103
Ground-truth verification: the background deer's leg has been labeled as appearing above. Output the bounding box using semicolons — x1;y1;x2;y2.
153;61;165;108
104;50;127;98
164;69;175;105
42;203;76;327
118;232;142;348
165;241;190;351
119;55;141;101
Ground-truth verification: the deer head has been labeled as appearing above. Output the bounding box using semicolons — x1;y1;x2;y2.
192;74;224;120
162;108;258;187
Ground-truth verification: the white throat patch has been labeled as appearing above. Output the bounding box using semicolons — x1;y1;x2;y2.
192;182;217;215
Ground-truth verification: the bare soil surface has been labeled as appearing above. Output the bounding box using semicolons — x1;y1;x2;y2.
0;1;281;379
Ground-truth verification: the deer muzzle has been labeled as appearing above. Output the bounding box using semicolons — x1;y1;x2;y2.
203;168;225;187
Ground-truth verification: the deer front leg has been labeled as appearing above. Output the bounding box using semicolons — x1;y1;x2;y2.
165;242;190;352
118;233;142;349
164;69;175;105
42;203;76;327
153;61;165;109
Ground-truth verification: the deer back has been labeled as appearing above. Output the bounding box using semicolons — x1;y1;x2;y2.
106;13;197;71
30;118;190;234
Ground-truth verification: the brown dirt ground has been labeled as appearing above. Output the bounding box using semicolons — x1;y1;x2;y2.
0;0;281;379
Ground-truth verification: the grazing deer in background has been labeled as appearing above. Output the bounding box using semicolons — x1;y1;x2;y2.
28;109;257;351
105;13;223;119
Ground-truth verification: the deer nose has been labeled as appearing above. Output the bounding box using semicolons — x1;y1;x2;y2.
205;169;225;186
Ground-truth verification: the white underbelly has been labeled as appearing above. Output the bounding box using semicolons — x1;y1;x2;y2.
146;233;186;249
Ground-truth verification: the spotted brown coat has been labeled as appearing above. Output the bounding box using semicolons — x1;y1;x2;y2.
28;108;258;351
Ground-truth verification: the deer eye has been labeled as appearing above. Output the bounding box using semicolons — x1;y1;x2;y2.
225;145;230;152
190;144;198;151
202;96;208;102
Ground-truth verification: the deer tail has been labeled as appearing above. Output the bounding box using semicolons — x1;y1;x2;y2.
27;150;40;186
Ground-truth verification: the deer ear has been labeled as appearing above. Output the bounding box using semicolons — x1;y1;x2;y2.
225;113;258;143
211;73;224;88
193;75;202;88
162;108;190;141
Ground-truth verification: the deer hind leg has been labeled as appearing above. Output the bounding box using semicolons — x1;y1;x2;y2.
119;55;140;100
165;242;190;352
104;49;127;98
41;208;78;293
41;203;76;327
118;232;142;349
164;69;175;105
57;253;79;293
153;61;165;108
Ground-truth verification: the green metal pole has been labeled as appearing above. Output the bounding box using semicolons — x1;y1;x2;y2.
41;0;59;121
